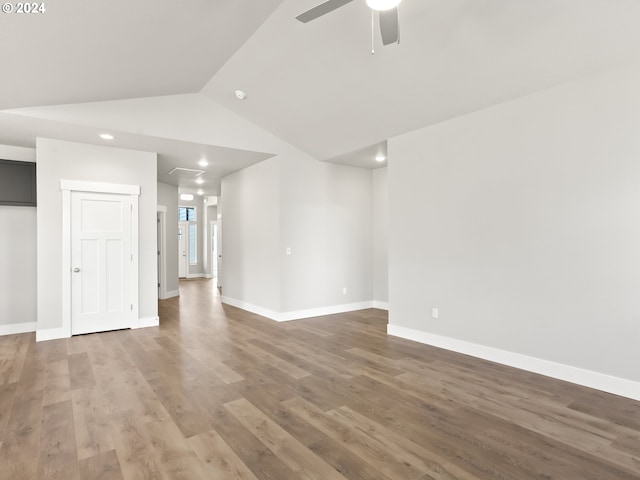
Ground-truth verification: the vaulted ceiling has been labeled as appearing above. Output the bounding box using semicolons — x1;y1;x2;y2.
2;0;640;195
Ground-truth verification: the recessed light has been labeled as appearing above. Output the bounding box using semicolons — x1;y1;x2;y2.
198;159;209;167
180;194;194;201
197;189;204;196
375;155;386;162
235;90;247;100
195;178;204;185
99;133;115;140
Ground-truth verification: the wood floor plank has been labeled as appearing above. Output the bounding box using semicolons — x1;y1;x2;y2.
78;450;125;480
144;419;210;480
207;406;296;480
0;382;17;439
37;400;79;480
234;338;312;380
306;438;396;480
187;428;260;480
68;352;96;390
43;358;71;406
146;375;213;438
0;459;37;480
72;386;116;460
284;395;426;480
0;334;31;385
233;382;327;447
0;385;43;466
225;397;349;480
109;414;169;480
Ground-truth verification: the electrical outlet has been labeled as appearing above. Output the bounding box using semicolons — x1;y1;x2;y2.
342;287;347;295
432;307;439;319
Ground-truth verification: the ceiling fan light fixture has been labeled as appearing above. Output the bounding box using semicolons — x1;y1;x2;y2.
366;0;401;11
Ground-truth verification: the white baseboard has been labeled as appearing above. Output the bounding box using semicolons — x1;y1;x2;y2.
135;316;159;329
372;301;389;311
221;297;281;320
0;322;36;337
221;297;377;322
36;326;69;342
277;301;376;322
160;289;179;299
387;324;640;402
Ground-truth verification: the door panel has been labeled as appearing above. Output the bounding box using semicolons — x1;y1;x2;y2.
72;192;133;335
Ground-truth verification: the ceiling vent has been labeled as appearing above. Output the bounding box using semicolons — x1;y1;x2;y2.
167;167;205;177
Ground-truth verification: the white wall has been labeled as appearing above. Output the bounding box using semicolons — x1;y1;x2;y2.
372;167;388;307
280;156;373;313
221;150;375;319
0;145;37;333
220;157;281;312
36;138;158;334
157;181;179;295
388;62;640;394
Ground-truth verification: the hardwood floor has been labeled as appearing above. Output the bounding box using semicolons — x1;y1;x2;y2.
1;278;639;479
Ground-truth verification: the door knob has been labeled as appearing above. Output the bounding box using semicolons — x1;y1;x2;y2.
73;267;81;273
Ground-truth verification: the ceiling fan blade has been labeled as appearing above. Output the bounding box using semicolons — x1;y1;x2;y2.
379;7;400;45
296;0;354;23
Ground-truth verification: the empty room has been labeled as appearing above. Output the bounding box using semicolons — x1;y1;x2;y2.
0;0;639;479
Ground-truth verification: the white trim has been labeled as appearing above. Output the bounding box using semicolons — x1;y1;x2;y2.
186;273;208;279
220;297;283;321
221;297;376;322
0;322;36;336
60;180;140;195
134;316;159;329
157;206;167;301
387;324;640;402
372;301;389;310
36;327;68;342
161;289;180;299
61;188;71;338
60;180;141;339
131;194;140;329
278;302;376;322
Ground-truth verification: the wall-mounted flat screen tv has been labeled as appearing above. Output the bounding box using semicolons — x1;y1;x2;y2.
0;159;37;206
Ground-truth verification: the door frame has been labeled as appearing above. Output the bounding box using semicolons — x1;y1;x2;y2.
178;220;190;278
209;220;218;280
61;180;140;338
157;205;167;300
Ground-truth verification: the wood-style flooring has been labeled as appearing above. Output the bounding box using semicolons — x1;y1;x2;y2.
1;278;639;479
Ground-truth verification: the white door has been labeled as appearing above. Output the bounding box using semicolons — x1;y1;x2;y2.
178;221;188;278
71;192;133;335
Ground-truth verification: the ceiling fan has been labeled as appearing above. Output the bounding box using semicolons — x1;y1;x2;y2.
296;0;402;47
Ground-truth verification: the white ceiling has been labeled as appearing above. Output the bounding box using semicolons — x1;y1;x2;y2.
203;0;640;160
2;0;640;195
0;0;285;109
